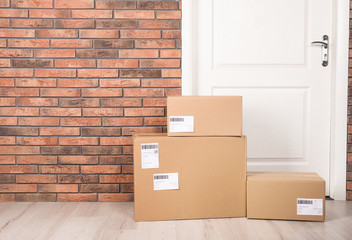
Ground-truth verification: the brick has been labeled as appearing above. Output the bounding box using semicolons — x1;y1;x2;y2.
17;175;57;184
81;166;121;174
55;20;95;29
0;38;6;47
0;165;38;174
58;194;97;202
82;146;122;155
100;79;140;88
176;39;181;48
96;1;136;10
13;60;54;68
123;146;133;154
41;89;80;98
163;30;181;39
166;88;181;96
11;19;52;28
142;79;180;88
0;156;15;165
157;11;181;19
120;69;161;78
37;30;78;38
60;137;99;146
101;98;141;107
96;20;137;29
18;98;58;107
0;0;9;7
82;88;122;97
98;193;133;202
8;39;49;49
58;175;98;184
17;156;57;165
0;49;33;57
140;20;180;29
59;156;98;165
125;108;164;116
0;79;14;87
141;59;180;68
83;108;123;117
77;49;118;59
347;182;352;191
124;88;164;97
80;184;119;193
0;59;10;67
0;98;15;107
103;118;143;126
30;9;70;18
162;69;181;78
122;127;162;136
39;165;80;174
39;184;78;193
100;175;133;183
41;146;82;155
119;49;158;58
0;19;9;28
143;98;167;107
36;69;76;78
0;174;15;183
135;40;175;48
97;60;138;68
101;137;132;145
100;156;132;165
0;108;39;116
94;40;134;49
73;10;112;19
51;39;92;48
0;118;17;126
0;69;34;78
17;137;58;146
19;117;59;126
121;30;161;39
41;108;81;117
0;184;37;193
121;165;133;174
55;0;94;9
0;9;28;18
0;137;15;145
81;127;121;136
0;194;15;201
60;99;100;108
0;127;38;136
16;194;56;202
121;184;133;192
115;10;154;19
159;50;181;59
56;60;96;69
12;0;52;8
35;49;75;58
40;127;80;136
138;1;178;10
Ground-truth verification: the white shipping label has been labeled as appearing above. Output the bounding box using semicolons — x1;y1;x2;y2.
297;198;323;216
153;173;179;191
169;116;194;133
141;143;159;169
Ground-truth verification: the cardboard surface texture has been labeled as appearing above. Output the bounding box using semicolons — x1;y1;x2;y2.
247;172;325;221
167;96;242;136
134;134;247;221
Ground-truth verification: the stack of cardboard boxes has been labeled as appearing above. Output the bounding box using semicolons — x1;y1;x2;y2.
134;96;325;222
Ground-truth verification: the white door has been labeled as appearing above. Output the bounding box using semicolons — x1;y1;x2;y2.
186;0;332;194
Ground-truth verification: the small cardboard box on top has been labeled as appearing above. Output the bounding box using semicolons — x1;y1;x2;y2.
247;172;325;222
167;96;242;136
134;133;247;221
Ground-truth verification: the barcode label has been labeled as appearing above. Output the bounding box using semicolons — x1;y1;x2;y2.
169;116;194;133
153;173;179;191
141;143;159;169
297;198;323;216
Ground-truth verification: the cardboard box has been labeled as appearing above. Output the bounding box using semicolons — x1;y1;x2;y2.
247;172;325;221
134;134;247;221
167;96;242;136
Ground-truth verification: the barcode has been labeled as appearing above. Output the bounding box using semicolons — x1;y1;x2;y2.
170;117;185;122
142;144;158;150
154;175;168;180
297;200;313;205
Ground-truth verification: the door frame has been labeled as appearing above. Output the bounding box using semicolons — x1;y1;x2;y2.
181;0;348;200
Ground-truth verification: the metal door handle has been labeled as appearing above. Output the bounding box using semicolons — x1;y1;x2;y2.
311;35;329;67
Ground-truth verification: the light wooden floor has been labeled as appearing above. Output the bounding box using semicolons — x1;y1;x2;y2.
0;200;351;240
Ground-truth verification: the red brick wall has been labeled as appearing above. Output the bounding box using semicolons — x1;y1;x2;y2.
0;0;181;202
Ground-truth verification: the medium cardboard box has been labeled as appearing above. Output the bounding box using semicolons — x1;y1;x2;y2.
247;172;325;221
134;134;247;221
167;96;242;136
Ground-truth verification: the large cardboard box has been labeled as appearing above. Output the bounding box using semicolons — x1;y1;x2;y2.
247;172;325;221
167;96;242;136
134;134;247;221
